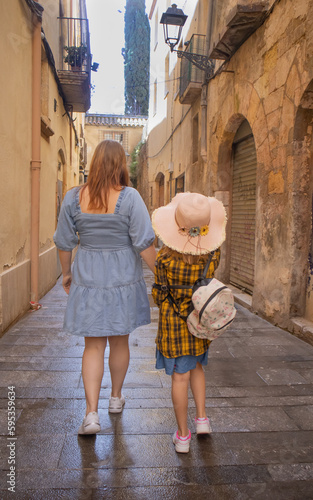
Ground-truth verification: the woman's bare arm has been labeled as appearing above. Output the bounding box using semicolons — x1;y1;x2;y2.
58;249;72;294
140;244;157;272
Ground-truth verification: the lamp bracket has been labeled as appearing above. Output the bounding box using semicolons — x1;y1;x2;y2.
175;49;215;78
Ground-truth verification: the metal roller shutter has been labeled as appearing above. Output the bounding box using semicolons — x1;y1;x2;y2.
230;135;257;293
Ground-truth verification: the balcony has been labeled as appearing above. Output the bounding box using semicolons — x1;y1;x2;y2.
179;34;206;105
57;17;91;112
210;3;268;60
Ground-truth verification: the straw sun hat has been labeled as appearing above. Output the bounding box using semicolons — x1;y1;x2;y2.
152;192;227;255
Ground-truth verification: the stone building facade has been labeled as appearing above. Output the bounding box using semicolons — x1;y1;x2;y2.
147;0;313;340
84;114;148;176
0;0;91;334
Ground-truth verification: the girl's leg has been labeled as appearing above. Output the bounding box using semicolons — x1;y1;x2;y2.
190;362;207;419
108;334;130;397
82;337;107;414
171;371;190;437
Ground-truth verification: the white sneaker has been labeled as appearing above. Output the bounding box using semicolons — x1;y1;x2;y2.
172;430;191;453
78;411;100;435
109;395;125;413
195;417;212;435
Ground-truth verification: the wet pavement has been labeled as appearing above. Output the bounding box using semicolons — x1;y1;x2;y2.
1;264;313;499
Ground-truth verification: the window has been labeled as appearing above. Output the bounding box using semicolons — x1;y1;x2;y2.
175;174;185;194
192;114;199;163
102;132;113;140
98;131;128;153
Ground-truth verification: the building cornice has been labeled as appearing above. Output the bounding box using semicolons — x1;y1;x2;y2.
85;114;148;128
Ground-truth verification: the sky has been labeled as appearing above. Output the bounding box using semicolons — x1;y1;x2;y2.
86;0;127;115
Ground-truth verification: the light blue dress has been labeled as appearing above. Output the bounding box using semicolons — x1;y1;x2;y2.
53;186;155;337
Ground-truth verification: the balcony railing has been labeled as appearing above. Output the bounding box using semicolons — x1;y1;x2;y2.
179;34;206;105
57;17;91;112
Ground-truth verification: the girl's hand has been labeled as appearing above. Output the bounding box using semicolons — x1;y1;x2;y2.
62;274;72;295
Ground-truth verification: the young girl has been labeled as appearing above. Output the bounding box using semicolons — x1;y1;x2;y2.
152;192;227;453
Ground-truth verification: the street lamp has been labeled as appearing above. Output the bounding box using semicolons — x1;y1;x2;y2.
160;3;187;51
160;4;214;78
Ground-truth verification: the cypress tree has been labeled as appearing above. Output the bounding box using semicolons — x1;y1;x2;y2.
123;0;150;116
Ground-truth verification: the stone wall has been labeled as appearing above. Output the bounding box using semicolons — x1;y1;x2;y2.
147;0;313;332
206;0;313;327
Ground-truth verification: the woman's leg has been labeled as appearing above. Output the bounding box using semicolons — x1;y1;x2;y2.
190;362;207;419
82;337;107;414
171;371;190;437
108;334;130;397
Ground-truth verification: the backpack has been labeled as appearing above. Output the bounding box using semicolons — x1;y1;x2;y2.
153;252;236;341
186;276;236;340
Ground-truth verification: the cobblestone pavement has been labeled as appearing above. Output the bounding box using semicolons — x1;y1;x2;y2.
1;264;313;499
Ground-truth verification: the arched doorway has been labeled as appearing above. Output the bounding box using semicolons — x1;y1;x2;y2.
230;120;257;293
292;80;313;320
155;172;165;208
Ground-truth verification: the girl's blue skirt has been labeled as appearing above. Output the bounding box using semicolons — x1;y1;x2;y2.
155;348;209;375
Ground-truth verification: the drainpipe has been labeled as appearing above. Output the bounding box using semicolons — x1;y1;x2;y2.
200;0;214;163
30;7;42;306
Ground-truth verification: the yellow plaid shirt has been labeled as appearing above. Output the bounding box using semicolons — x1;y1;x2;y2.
152;249;221;358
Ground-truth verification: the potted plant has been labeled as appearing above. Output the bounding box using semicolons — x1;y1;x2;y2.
64;44;87;70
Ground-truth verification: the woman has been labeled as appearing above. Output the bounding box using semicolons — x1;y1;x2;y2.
54;140;156;435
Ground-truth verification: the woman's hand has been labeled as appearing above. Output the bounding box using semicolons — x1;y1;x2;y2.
62;274;72;295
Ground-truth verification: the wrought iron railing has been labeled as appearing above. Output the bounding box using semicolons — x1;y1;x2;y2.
179;34;207;98
58;17;91;73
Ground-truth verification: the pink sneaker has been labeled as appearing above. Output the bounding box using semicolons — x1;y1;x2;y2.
195;417;212;435
172;430;191;453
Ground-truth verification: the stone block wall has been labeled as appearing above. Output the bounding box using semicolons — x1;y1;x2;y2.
207;0;313;327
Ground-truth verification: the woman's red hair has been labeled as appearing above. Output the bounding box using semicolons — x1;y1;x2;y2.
82;140;129;210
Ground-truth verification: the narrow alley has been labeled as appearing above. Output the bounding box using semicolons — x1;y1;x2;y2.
0;265;313;499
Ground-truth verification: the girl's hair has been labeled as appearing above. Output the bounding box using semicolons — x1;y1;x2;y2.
81;140;129;210
159;245;207;265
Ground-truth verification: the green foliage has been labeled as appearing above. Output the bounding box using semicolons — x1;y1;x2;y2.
129;142;143;188
64;45;87;67
123;0;150;116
